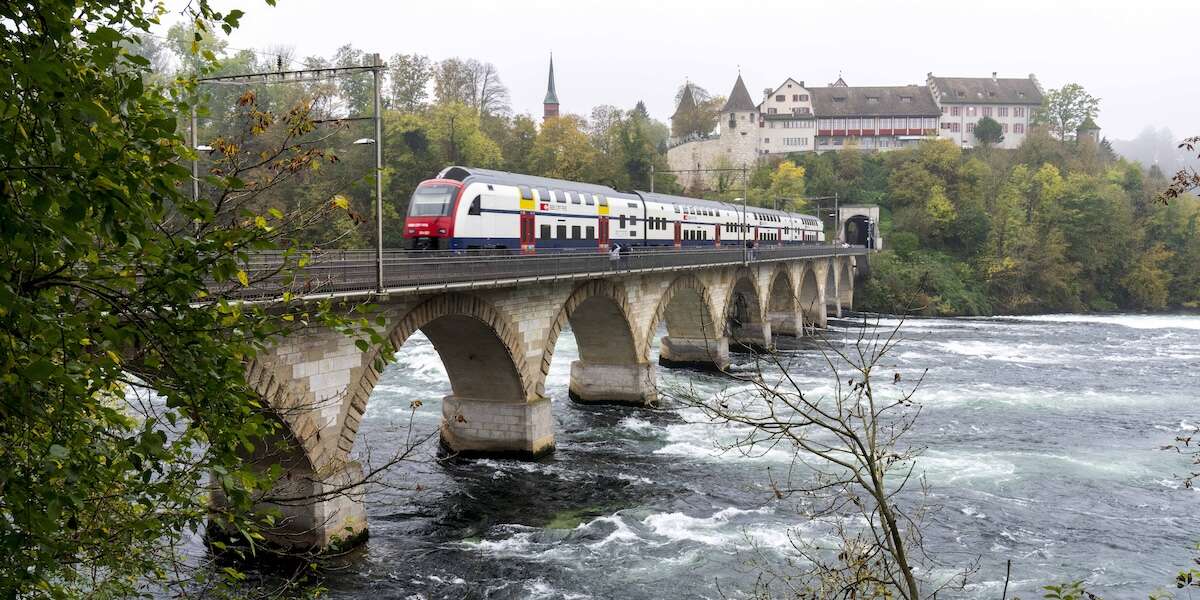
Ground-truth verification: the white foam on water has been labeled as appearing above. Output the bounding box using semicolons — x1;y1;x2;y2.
641;506;775;546
916;451;1018;483
522;579;591;600
615;472;654;484
616;416;662;436
989;314;1200;330
932;339;1068;364
579;515;641;547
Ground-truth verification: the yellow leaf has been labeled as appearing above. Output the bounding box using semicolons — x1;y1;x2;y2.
331;195;349;210
106;350;121;365
237;270;249;286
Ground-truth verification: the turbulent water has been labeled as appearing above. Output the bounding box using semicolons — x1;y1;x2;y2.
323;314;1200;599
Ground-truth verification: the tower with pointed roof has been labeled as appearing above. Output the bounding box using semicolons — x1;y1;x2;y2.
670;82;698;138
543;54;559;120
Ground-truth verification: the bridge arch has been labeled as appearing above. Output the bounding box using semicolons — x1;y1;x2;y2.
543;280;655;405
839;259;854;309
724;268;770;351
825;261;840;317
337;293;538;462
798;265;825;331
766;266;799;337
650;274;728;370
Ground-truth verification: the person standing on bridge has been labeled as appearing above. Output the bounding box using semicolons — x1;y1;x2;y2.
609;243;620;270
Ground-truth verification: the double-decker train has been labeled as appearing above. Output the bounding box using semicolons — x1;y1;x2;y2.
402;166;825;252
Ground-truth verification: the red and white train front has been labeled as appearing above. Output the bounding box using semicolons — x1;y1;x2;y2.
402;179;463;250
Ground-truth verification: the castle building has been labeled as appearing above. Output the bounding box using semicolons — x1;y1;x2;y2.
543;54;559;120
666;70;1047;187
927;72;1043;149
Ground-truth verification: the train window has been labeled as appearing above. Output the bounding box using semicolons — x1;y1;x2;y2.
628;202;638;208
584;194;594;206
571;193;582;205
540;224;551;239
519;185;532;199
556;225;567;238
535;187;548;202
630;217;637;226
598;196;608;207
572;225;581;239
468;195;482;215
619;215;626;228
586;226;595;239
554;189;566;203
674;205;680;213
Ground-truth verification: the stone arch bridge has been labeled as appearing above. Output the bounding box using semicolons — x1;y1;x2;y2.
239;248;863;550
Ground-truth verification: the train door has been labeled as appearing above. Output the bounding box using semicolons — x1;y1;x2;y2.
520;212;535;254
753;226;760;243
598;216;609;250
714;222;721;247
673;221;682;248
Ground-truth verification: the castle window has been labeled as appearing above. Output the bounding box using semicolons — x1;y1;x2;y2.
867;96;880;103
800;94;809;101
776;94;785;101
768;107;777;114
951;106;961;116
900;96;912;103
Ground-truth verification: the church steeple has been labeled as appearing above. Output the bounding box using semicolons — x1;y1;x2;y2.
543;53;559;119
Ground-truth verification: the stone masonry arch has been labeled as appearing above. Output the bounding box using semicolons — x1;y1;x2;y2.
650;273;728;371
543;280;656;406
798;265;826;331
724;268;771;351
825;259;841;317
839;258;854;309
767;266;800;337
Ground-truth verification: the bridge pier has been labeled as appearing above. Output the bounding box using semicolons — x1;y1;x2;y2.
209;459;368;554
440;395;555;459
568;360;657;406
731;322;772;353
769;310;802;337
659;335;730;371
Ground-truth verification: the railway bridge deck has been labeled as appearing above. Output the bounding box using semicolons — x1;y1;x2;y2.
233;245;867;551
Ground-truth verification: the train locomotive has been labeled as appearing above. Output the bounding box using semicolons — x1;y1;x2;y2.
402;166;825;252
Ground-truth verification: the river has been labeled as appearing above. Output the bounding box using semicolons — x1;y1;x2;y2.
323;314;1200;599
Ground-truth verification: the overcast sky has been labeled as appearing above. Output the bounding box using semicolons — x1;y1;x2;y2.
162;0;1197;141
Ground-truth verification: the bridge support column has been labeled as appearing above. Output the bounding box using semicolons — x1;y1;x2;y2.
440;395;554;459
659;336;730;371
769;311;801;337
731;322;772;353
569;360;657;406
209;460;368;553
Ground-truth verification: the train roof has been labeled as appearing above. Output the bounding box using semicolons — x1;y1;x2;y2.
638;190;817;220
437;166;635;198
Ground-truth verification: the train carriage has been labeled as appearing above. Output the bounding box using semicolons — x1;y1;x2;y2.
402;166;825;252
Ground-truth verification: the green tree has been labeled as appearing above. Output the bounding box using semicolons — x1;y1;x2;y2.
1034;83;1101;141
973;115;1004;147
530;115;600;182
766;160;807;210
0;1;383;596
387;52;433;112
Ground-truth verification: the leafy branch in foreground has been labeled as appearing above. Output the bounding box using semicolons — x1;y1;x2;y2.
0;1;405;597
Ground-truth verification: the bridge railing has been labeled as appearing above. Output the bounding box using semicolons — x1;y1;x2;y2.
228;245;866;300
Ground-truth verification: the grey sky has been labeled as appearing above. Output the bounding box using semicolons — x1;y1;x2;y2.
164;0;1198;141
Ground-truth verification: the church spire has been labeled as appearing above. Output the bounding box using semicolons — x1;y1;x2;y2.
543;53;559;119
